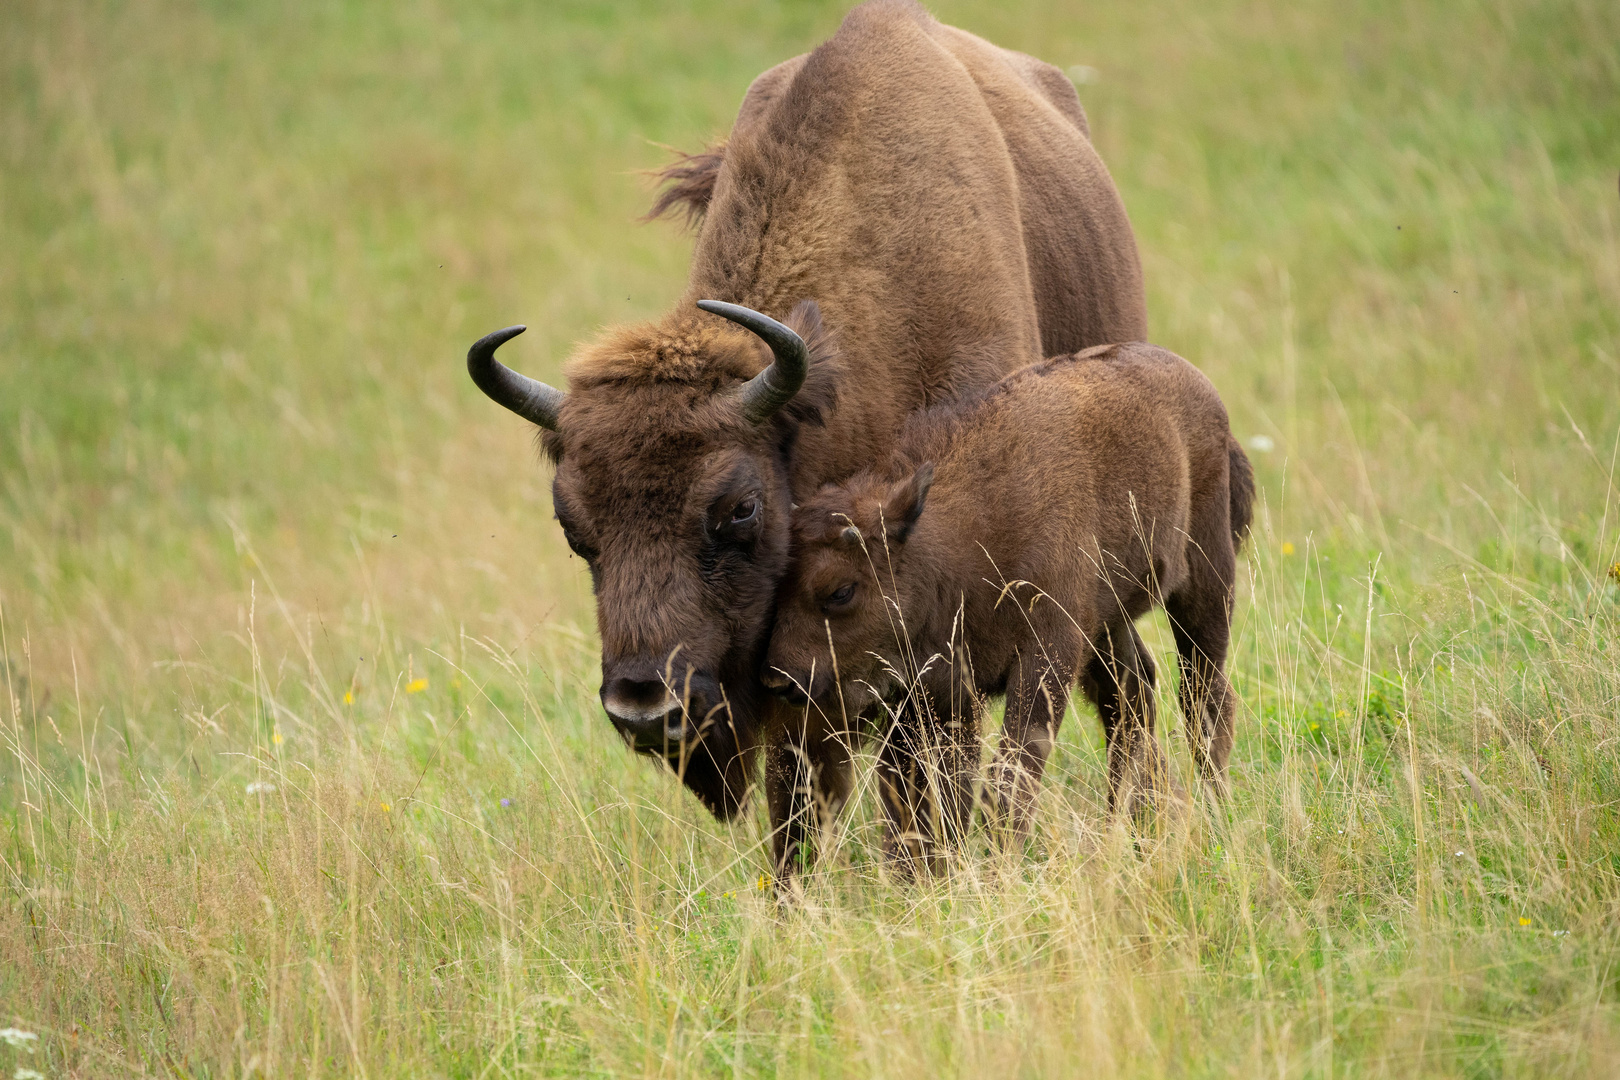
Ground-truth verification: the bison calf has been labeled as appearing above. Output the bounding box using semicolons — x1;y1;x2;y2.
764;343;1253;863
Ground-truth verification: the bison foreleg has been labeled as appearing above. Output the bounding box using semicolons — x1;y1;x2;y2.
877;696;979;876
764;712;854;885
987;645;1076;845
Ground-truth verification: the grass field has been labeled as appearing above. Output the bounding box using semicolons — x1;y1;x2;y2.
3;0;1620;1074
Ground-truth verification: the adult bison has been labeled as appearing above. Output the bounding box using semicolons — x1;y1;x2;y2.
466;0;1146;871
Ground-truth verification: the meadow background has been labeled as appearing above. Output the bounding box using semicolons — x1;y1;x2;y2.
3;0;1619;1074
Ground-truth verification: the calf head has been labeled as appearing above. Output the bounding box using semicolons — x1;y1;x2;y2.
467;300;834;818
765;463;934;715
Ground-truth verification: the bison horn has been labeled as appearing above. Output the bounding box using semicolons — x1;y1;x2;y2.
466;325;566;431
696;300;808;424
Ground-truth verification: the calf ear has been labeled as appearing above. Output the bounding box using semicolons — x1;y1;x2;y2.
884;462;934;544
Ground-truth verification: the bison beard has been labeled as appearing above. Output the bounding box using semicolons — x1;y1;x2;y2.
660;689;754;820
464;0;1147;875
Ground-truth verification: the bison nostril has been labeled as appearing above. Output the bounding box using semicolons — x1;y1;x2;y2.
601;678;679;723
600;669;724;752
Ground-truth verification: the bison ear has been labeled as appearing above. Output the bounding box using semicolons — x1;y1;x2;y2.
778;300;840;428
884;462;934;545
783;300;830;360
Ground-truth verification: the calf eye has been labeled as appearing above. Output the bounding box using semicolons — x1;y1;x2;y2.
730;498;759;525
824;582;857;610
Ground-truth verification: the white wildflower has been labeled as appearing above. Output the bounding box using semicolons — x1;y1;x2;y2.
1066;64;1099;84
0;1029;37;1052
245;781;276;795
16;1068;45;1080
1246;434;1276;453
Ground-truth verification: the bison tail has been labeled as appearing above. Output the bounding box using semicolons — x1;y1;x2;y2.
644;141;726;228
1227;434;1255;553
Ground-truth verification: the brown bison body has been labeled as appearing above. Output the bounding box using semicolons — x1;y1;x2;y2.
466;1;1146;849
766;343;1253;868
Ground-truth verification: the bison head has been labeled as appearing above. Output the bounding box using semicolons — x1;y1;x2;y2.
467;300;833;818
764;462;934;714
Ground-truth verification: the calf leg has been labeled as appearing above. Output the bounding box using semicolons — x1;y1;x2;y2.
1166;559;1238;797
876;697;979;875
933;701;980;855
988;641;1079;842
1081;620;1170;819
765;717;854;883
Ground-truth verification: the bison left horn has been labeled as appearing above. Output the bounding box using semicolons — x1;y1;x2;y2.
697;300;808;424
466;325;566;431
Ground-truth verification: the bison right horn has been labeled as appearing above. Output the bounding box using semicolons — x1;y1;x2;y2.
696;300;808;424
466;325;566;431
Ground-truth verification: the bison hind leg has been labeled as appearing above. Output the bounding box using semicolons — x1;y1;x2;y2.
1165;546;1238;797
1083;620;1177;822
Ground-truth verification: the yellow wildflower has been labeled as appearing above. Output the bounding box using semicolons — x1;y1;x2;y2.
343;690;354;705
1519;917;1531;927
1609;562;1620;585
406;678;428;694
380;801;392;812
1281;542;1296;556
757;872;772;892
271;730;284;745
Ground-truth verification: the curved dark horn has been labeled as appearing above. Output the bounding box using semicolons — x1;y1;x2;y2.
696;300;808;424
466;325;566;430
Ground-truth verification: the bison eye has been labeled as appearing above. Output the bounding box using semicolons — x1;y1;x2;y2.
729;498;759;525
556;520;596;562
565;533;596;562
824;582;857;610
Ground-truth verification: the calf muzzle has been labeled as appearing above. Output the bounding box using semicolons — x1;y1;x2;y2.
760;667;810;706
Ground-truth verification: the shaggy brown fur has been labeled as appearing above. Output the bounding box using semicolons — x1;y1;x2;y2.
765;344;1253;868
536;0;1146;857
645;142;727;228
